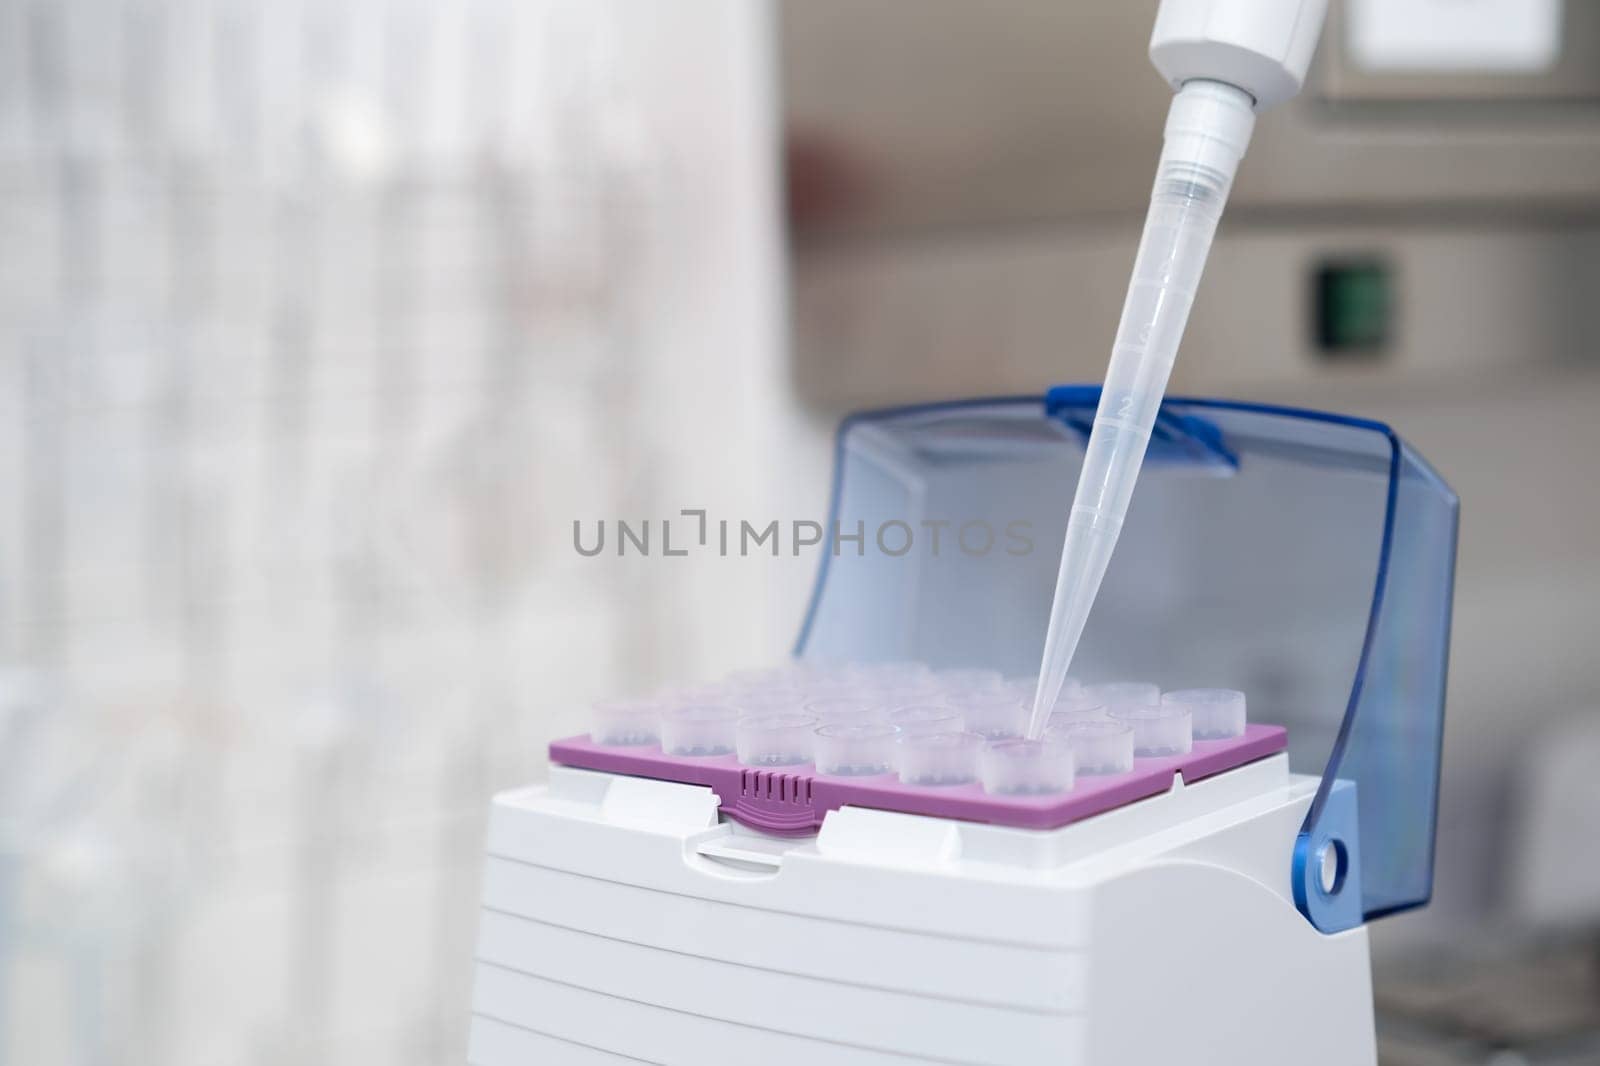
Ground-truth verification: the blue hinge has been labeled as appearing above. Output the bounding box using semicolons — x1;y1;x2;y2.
1292;779;1364;933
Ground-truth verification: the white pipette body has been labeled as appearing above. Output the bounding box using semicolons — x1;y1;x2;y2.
1026;0;1329;739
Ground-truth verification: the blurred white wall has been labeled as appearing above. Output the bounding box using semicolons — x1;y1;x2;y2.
0;1;828;1063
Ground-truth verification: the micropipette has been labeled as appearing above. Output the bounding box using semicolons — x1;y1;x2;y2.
1026;0;1328;738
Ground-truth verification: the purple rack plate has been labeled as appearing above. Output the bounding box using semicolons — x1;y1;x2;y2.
549;724;1287;834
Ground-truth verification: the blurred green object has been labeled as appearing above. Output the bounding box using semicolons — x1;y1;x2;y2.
1316;259;1393;354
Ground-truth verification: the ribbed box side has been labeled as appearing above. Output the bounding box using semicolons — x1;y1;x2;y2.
469;955;1083;1066
479;857;1085;1012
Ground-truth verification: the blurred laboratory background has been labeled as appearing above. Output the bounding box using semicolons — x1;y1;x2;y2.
2;1;1598;1064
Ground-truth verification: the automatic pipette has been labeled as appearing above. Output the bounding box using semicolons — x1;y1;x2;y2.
1026;0;1328;738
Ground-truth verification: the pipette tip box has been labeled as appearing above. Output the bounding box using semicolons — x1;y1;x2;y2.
470;392;1459;1066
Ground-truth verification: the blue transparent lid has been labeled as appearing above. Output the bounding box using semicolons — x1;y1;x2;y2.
795;387;1459;930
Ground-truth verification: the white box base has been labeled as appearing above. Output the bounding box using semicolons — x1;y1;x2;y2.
468;754;1376;1065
